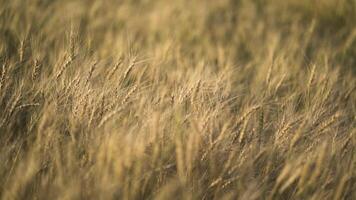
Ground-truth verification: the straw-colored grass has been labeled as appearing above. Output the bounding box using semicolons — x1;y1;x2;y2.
0;0;355;199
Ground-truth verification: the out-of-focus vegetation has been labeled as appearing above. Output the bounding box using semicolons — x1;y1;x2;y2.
0;0;355;199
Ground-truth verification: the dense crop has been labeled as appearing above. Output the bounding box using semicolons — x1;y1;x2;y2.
0;0;355;199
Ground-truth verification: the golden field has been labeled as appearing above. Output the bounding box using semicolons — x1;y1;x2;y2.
0;0;355;199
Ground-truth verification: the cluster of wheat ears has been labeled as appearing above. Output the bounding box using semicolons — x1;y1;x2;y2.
0;0;355;199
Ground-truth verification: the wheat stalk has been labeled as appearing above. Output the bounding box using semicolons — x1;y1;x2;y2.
108;58;123;79
120;56;137;83
69;24;76;60
0;62;7;91
9;93;21;115
98;106;124;128
32;58;41;81
266;63;273;88
315;112;340;135
19;39;25;62
84;61;97;86
307;64;316;92
56;55;75;80
121;85;138;105
274;74;286;94
236;105;261;125
16;103;40;110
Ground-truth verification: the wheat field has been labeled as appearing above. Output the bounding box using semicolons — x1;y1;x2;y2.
0;0;355;199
